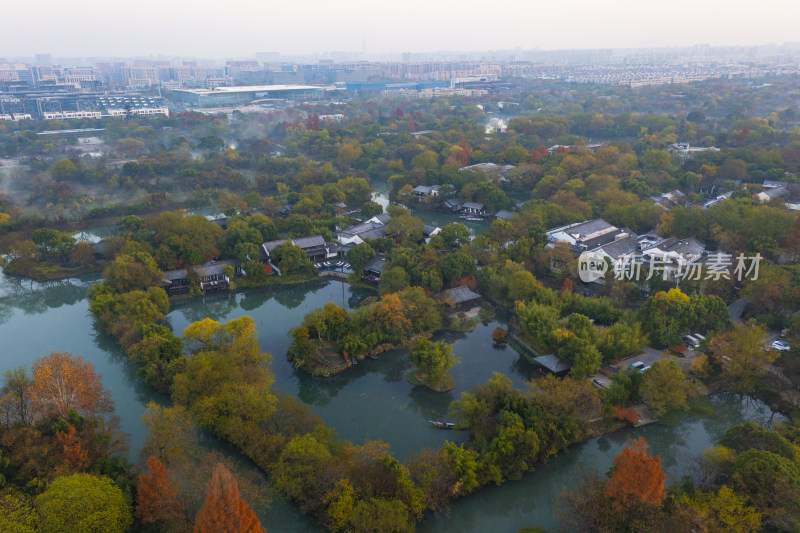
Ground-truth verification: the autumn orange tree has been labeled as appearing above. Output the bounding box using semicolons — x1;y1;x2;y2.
492;327;508;343
56;425;90;472
561;278;573;294
29;351;114;420
612;405;639;425
606;438;666;510
194;463;265;533
373;293;411;341
136;456;185;527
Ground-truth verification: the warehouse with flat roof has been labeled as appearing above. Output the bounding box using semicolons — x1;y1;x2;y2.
170;85;326;107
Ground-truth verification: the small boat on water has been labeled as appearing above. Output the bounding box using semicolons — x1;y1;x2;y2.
459;215;484;221
429;420;456;429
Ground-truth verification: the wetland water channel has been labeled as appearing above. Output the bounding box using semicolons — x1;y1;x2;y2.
0;270;781;532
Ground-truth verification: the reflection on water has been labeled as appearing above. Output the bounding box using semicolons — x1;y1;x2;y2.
419;393;783;533
370;180;491;236
71;224;117;244
168;281;521;459
0;269;167;457
0;271;93;323
0;269;785;532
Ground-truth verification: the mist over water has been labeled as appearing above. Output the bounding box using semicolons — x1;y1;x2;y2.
485;117;508;134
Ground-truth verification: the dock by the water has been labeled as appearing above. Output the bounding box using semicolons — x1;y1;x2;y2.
319;270;349;281
508;333;541;363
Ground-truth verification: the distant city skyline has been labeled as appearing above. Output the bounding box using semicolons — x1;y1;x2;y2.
3;0;800;59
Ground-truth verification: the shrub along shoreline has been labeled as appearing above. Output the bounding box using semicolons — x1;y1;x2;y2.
88;253;621;532
287;287;440;376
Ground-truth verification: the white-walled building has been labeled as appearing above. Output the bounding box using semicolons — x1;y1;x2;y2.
338;213;391;245
106;107;169;117
546;219;622;252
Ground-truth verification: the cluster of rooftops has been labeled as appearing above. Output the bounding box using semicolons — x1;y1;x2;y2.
160;212;444;295
158;174;800;296
160;214;705;296
546;217;707;279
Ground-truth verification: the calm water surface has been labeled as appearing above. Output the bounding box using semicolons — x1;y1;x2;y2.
166;280;532;458
0;269;782;532
371;180;491;236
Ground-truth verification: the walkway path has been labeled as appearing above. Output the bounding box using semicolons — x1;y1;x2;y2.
728;297;751;324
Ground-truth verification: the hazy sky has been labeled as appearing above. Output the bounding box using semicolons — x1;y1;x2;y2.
4;0;800;58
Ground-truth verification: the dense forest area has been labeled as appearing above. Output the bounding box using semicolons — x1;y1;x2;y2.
3;76;800;531
1;76;800;229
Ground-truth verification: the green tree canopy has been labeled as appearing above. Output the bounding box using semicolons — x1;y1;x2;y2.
0;489;38;533
102;252;164;293
32;229;75;260
641;359;691;416
271;242;309;272
173;317;277;440
437;223;471;249
410;338;459;389
346;242;376;273
379;266;410;295
34;474;132;533
709;322;777;395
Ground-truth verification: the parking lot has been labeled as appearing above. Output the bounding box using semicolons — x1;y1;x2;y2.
614;347;673;371
589;328;788;390
590;346;696;388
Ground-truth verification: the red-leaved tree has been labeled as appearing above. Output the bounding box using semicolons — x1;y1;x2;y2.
561;278;573;294
606;438;666;510
56;424;90;472
136;456;184;525
612;405;639;425
194;463;265;533
530;145;549;162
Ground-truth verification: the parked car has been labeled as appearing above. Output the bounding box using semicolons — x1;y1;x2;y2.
641;365;651;372
684;335;700;348
771;340;791;351
592;379;606;388
629;361;645;371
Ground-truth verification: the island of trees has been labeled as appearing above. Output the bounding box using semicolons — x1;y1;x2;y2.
3;74;800;531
